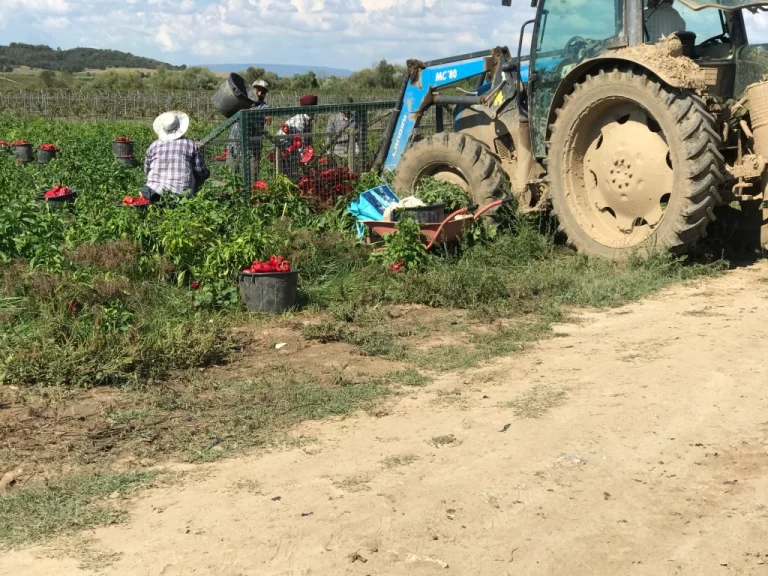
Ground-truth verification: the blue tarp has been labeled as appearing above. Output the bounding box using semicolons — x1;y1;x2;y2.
348;184;400;239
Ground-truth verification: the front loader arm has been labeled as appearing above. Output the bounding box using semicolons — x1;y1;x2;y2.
378;47;518;172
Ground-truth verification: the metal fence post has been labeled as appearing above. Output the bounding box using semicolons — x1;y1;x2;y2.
359;108;369;172
347;128;355;173
240;111;251;194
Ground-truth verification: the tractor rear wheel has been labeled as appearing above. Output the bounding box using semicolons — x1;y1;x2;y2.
393;132;509;216
548;68;724;259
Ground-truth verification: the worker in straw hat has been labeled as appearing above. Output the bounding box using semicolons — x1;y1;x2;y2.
142;111;210;202
228;79;270;183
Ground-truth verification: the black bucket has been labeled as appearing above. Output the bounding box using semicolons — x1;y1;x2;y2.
212;73;257;118
392;203;446;223
13;144;33;163
238;270;298;314
112;140;134;157
38;188;77;206
37;148;57;164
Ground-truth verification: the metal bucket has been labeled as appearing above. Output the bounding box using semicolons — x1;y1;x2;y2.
13;144;33;163
112;140;134;157
238;270;298;314
212;73;257;119
37;148;57;164
391;203;446;223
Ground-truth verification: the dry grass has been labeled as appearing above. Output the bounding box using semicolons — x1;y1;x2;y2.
332;473;372;493
429;434;459;447
504;385;567;419
380;453;419;470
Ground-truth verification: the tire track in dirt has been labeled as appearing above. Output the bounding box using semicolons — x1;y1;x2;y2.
4;263;768;575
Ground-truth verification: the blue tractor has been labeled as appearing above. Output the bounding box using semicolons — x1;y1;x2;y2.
377;0;768;259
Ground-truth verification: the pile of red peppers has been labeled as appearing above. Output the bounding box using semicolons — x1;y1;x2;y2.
11;140;29;147
39;144;58;151
43;184;73;198
115;136;133;142
123;196;151;206
243;255;291;274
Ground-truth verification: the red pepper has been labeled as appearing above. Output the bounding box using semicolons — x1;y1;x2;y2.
43;184;72;198
300;146;314;164
191;281;200;290
319;157;328;166
389;260;405;273
243;256;292;274
123;196;151;206
0;141;9;147
252;181;269;192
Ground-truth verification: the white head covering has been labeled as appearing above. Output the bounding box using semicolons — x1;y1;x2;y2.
152;111;190;142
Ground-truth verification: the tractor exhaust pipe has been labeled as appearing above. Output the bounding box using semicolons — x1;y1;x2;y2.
746;79;768;193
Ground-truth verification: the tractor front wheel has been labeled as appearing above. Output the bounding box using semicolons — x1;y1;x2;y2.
393;132;509;217
548;68;724;259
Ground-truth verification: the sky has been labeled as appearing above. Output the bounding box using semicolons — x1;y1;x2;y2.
0;0;767;71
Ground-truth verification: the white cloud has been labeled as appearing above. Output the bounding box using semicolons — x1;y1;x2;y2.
42;16;71;29
1;0;766;72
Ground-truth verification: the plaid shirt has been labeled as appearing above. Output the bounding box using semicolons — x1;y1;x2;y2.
144;137;210;195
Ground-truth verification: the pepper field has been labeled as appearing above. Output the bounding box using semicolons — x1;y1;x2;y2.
0;114;722;391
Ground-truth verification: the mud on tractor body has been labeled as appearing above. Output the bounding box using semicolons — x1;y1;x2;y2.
383;0;768;259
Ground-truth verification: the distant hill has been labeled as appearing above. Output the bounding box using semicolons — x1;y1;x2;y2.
0;43;183;73
203;63;353;78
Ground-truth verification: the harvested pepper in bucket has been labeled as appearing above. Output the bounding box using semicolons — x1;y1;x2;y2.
243;255;291;273
123;196;151;206
43;184;72;198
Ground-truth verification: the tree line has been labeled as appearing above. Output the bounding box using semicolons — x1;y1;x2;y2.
0;42;183;73
26;60;407;93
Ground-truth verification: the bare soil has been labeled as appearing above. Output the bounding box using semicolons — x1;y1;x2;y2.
4;263;768;574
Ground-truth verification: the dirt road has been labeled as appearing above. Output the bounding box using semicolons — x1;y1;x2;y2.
5;263;768;575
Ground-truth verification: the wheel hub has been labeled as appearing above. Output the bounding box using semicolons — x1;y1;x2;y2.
582;107;673;239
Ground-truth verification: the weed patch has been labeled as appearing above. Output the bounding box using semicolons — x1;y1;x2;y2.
504;385;568;419
0;471;158;546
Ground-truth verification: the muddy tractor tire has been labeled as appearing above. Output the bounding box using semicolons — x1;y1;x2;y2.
548;68;724;260
393;132;509;217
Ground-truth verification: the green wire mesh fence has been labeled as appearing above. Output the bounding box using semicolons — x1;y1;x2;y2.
200;100;455;208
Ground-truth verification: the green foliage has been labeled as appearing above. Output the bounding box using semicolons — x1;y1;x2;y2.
374;215;429;271
414;176;471;211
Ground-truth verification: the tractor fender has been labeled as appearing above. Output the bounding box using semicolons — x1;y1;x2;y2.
545;50;706;143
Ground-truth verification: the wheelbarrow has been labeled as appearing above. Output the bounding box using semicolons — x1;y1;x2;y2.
363;197;516;250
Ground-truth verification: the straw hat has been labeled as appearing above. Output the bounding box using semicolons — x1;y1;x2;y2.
153;111;190;142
